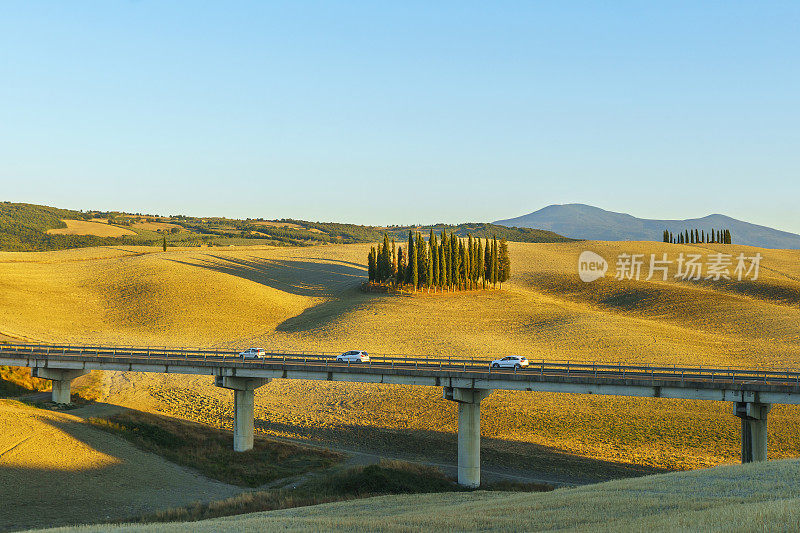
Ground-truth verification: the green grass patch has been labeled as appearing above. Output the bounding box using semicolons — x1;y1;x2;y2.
88;411;343;487
124;459;552;525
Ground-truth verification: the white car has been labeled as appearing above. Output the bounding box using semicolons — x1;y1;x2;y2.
337;350;370;363
240;347;266;359
491;356;529;370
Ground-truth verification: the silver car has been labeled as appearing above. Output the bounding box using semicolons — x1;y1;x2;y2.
239;347;266;359
491;356;529;370
337;350;370;363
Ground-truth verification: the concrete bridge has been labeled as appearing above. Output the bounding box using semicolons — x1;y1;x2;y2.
3;343;800;487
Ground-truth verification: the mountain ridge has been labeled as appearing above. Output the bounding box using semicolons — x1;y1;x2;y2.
494;204;800;249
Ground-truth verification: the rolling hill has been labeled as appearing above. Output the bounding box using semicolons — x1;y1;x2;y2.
1;240;799;483
494;204;800;249
47;459;800;532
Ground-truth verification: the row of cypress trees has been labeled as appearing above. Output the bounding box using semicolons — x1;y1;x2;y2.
367;230;511;291
663;228;732;244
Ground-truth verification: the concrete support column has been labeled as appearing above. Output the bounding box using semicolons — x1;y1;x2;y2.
734;402;771;463
32;368;87;404
214;376;270;452
444;387;492;488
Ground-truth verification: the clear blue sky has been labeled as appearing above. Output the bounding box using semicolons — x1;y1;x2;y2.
1;2;798;232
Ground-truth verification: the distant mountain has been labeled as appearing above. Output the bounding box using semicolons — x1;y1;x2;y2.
494;204;800;249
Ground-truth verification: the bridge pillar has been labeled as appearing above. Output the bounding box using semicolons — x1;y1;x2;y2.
31;368;88;404
444;387;492;488
215;376;270;452
734;402;771;463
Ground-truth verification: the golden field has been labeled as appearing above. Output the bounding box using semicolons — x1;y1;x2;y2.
43;458;800;533
46;219;136;238
1;240;799;480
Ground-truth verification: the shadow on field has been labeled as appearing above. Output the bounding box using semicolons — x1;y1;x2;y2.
0;410;226;532
252;417;666;485
169;256;372;332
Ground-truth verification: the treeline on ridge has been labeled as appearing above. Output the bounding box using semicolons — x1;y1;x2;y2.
0;201;575;252
367;230;510;292
663;228;732;244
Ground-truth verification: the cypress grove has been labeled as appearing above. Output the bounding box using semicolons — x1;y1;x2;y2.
366;231;511;292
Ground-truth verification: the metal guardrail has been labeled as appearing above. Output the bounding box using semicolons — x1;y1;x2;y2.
3;342;800;386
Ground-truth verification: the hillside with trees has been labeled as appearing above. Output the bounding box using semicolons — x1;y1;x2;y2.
367;231;510;292
0;202;574;252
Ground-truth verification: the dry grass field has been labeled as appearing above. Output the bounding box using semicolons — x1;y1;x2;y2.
46;219;137;238
42;459;800;532
0;399;240;531
0;240;798;481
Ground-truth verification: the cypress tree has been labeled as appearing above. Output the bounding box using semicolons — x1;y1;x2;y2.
381;234;391;282
397;245;405;285
701;230;705;243
467;235;474;289
455;235;461;287
406;231;415;286
425;242;433;292
472;238;479;288
725;229;732;244
491;236;498;288
451;237;460;289
461;233;472;290
477;239;484;289
416;233;426;286
411;235;418;290
162;235;167;252
457;240;464;290
498;238;510;288
441;231;449;290
367;246;376;281
391;239;397;280
484;238;491;288
431;233;438;289
375;242;382;281
439;240;447;289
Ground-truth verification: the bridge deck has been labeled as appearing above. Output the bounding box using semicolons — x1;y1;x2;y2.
3;343;800;404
